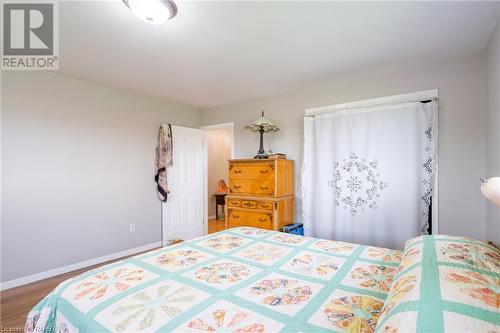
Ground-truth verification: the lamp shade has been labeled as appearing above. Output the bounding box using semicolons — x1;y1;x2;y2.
481;177;500;207
245;111;279;133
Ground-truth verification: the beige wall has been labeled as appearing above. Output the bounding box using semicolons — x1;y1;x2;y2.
200;54;487;241
486;18;500;243
205;127;232;218
1;71;199;282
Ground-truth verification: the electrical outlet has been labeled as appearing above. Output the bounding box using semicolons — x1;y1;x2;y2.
129;223;136;232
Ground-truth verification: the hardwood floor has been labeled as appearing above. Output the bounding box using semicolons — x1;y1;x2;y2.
208;218;226;233
0;243;182;331
208;218;241;233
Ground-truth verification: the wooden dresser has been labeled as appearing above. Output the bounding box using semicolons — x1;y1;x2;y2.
225;159;294;231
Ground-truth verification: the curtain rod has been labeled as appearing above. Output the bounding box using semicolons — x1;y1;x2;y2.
305;96;438;118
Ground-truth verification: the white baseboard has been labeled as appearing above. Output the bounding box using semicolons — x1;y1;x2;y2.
208;215;216;220
0;241;162;291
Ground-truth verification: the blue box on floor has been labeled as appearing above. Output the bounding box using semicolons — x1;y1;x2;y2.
282;223;304;236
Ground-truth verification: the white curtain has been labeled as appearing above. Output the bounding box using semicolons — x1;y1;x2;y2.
302;101;437;249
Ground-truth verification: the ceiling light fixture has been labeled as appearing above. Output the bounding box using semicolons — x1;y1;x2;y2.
123;0;177;25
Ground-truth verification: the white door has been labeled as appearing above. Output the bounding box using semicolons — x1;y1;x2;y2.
162;125;206;244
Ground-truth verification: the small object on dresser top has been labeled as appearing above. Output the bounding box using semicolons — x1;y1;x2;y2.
268;153;286;159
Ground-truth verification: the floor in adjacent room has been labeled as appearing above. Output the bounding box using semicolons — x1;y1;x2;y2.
208;218;228;233
208;219;241;234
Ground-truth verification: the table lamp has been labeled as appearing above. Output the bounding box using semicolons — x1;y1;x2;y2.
245;110;279;159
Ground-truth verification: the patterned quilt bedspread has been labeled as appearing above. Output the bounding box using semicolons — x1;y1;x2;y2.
375;235;499;333
25;228;499;333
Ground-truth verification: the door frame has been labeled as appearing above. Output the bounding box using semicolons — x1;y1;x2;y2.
199;122;235;235
199;122;235;158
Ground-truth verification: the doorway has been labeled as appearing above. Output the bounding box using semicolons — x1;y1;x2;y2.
200;123;234;234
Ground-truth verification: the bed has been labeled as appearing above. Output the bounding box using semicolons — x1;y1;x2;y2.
25;227;499;333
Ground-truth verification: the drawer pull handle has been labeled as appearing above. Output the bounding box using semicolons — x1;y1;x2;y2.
261;204;271;208
260;186;268;190
234;185;242;189
233;170;242;174
244;202;253;207
260;169;269;174
258;218;267;222
230;201;239;205
232;215;240;218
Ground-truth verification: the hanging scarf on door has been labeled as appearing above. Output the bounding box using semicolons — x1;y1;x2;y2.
155;124;173;202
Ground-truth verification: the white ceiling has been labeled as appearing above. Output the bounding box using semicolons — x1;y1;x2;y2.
59;1;500;108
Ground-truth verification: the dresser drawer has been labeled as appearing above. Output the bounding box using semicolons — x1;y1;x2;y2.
229;180;251;194
247;211;273;228
241;200;256;209
251;180;274;196
227;199;241;207
229;162;275;180
230;179;274;196
256;201;274;210
226;209;248;225
250;163;274;179
228;165;249;179
227;209;273;230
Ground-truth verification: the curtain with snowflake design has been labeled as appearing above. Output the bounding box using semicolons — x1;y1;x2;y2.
302;101;437;249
